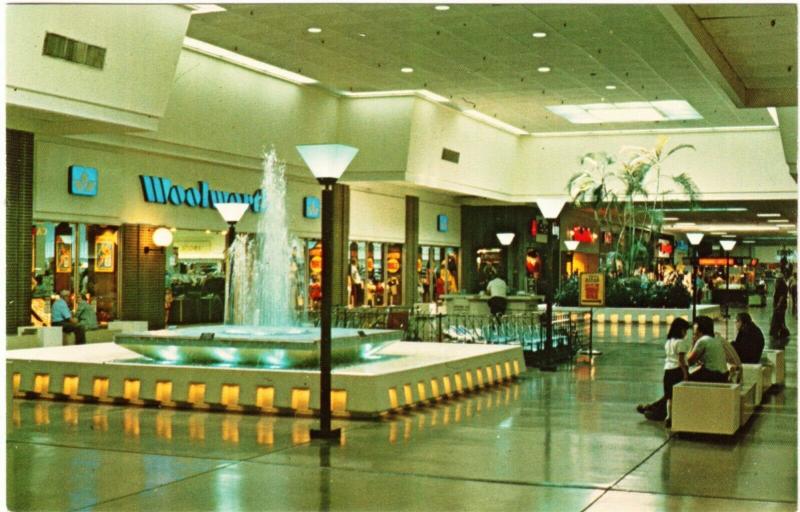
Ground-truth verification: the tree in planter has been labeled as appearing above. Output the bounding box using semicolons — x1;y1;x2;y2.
566;137;700;277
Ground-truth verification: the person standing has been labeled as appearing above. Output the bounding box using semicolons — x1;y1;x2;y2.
486;272;508;319
51;289;86;345
75;293;98;331
770;273;790;340
788;273;797;316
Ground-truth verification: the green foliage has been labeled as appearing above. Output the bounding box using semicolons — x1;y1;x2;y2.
566;138;700;276
556;275;691;308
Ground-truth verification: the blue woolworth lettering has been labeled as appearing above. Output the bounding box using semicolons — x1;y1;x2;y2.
139;175;264;213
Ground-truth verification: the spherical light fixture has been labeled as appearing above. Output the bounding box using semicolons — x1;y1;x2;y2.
152;227;173;247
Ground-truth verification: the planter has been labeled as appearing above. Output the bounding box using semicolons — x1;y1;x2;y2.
546;304;721;324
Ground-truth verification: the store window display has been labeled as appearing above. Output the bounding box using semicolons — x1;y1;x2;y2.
166;229;225;324
31;221;118;326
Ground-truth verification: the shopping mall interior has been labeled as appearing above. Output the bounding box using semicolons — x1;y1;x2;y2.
4;3;799;511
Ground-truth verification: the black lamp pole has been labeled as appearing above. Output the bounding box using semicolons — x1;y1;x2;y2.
691;244;698;321
224;221;237;324
541;218;558;372
311;179;340;441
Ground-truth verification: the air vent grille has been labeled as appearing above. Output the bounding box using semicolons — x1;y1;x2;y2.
42;32;106;69
441;148;460;164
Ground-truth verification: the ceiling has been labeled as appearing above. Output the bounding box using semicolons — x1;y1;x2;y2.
186;3;795;133
185;3;797;243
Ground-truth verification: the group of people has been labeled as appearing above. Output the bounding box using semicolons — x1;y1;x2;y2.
50;289;98;344
637;312;766;427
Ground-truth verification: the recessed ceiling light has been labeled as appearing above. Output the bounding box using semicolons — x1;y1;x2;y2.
605;85;617;90
358;33;367;38
756;213;782;217
767;219;789;223
307;27;322;34
401;67;414;73
537;66;551;73
743;240;756;244
435;5;450;11
532;32;547;38
663;216;679;221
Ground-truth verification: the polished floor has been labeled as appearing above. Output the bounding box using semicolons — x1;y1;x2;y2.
6;305;797;511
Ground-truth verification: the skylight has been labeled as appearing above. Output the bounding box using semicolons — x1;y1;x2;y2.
547;100;702;124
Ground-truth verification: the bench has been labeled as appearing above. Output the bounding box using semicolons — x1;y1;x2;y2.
671;381;756;435
763;349;785;387
16;326;62;347
63;328;122;345
742;364;772;404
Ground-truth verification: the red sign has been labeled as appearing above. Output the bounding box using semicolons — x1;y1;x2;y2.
530;220;538;237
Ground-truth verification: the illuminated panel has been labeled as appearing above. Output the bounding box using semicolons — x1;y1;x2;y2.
485;366;494;385
388;388;399;409
92;378;109;399
638;314;646;324
123;379;141;401
33;374;50;394
331;390;347;414
442;376;452;396
652;315;660;324
666;315;675;325
12;373;21;394
596;313;606;323
62;376;79;397
465;371;474;390
256;386;275;410
187;383;206;405
504;362;512;380
495;364;503;381
155;381;173;404
513;360;520;376
291;388;311;413
624;314;633;324
417;381;427;401
430;379;440;399
403;384;413;405
453;373;463;393
221;384;240;408
610;314;619;324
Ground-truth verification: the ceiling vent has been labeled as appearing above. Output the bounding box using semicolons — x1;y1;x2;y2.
441;148;460;164
42;32;106;69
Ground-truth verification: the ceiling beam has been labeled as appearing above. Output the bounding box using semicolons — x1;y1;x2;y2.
659;4;748;108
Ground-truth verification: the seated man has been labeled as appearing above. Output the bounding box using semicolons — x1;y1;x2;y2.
51;289;86;345
731;312;765;363
687;315;738;383
75;293;98;331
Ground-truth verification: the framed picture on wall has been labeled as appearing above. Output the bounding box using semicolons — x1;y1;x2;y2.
94;240;115;273
56;242;72;273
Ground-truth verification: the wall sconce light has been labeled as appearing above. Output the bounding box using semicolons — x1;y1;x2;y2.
144;227;173;254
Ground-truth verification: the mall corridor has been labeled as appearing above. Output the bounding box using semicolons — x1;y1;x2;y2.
7;304;796;511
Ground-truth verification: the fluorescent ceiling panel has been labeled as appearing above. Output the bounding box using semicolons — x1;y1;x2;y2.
547;100;702;124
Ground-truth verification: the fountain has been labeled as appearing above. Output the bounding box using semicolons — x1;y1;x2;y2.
115;149;394;368
8;150;525;417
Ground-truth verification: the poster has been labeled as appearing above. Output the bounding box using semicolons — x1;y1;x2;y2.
580;273;605;307
94;240;115;273
56;242;72;273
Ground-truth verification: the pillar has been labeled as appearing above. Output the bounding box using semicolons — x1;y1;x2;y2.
402;196;420;306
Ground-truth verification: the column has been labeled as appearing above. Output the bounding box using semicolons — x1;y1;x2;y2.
402;196;420;307
5;129;34;334
329;183;350;307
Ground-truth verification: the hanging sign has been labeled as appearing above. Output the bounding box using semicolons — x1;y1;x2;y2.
580;273;605;307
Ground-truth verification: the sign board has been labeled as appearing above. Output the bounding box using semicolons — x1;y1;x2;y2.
139;175;263;213
437;214;448;232
68;165;98;196
303;196;320;219
580;273;605;307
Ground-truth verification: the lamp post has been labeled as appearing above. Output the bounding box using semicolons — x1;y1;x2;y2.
297;143;359;442
496;232;515;288
686;232;704;321
720;239;737;334
214;202;250;324
536;197;567;372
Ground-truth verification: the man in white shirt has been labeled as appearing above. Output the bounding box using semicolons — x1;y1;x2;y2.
486;274;508;318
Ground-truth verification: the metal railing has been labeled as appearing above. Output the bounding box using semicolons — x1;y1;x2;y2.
318;305;586;362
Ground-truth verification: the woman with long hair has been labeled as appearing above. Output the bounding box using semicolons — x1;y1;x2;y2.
637;317;692;425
